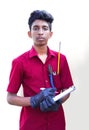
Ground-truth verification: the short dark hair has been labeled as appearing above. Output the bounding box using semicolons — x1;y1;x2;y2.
28;10;54;31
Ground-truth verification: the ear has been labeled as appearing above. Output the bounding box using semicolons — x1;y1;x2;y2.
28;31;32;38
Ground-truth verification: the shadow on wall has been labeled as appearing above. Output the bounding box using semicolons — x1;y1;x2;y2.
73;45;89;130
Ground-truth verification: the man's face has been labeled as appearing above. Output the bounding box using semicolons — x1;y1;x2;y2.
28;20;53;47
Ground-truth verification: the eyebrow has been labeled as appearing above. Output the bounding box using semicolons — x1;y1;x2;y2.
33;25;49;28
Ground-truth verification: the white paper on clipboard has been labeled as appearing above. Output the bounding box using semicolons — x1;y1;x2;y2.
53;86;76;102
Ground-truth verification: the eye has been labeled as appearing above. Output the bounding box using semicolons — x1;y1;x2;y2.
43;26;49;31
33;26;39;31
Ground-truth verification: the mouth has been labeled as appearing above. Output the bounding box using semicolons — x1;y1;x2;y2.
36;37;45;41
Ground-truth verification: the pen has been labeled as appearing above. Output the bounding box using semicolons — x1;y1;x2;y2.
48;64;55;88
57;41;61;74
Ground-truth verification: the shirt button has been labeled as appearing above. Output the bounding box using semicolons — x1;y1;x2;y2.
45;80;48;83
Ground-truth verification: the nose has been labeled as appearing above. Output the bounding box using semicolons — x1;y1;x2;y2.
38;28;43;35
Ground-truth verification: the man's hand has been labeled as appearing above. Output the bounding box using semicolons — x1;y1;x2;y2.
30;88;56;108
40;96;62;112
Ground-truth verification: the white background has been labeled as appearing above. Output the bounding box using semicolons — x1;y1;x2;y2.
0;0;89;130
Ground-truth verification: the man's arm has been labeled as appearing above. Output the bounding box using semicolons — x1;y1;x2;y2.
7;88;56;107
7;92;31;106
61;93;70;103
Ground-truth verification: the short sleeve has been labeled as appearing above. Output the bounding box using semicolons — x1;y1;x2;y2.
7;59;23;93
60;55;74;89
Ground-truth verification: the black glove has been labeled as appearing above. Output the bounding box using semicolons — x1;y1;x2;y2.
30;88;56;108
40;96;62;112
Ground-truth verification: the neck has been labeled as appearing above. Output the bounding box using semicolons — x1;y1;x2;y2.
33;45;48;55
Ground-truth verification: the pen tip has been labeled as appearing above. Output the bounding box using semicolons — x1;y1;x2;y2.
59;41;61;51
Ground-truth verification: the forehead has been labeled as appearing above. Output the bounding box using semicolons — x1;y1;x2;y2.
31;19;49;27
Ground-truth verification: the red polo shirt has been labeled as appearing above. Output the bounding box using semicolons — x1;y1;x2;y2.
7;46;73;130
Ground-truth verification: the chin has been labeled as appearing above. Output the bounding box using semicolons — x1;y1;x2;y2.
35;42;47;46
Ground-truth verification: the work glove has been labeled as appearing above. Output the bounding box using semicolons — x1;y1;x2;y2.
40;96;62;112
30;88;56;108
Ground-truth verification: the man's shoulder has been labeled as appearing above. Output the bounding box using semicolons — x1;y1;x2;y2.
50;49;66;58
12;50;31;63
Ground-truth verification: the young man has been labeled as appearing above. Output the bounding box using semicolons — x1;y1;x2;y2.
7;10;74;130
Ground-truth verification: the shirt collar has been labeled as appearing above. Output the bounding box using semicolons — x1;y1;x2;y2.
48;47;56;57
29;46;56;58
29;46;38;58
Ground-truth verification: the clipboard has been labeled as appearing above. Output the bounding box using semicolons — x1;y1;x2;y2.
53;86;76;102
